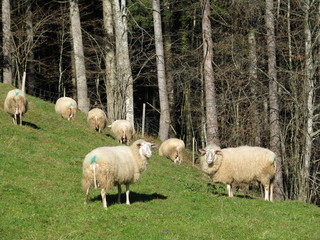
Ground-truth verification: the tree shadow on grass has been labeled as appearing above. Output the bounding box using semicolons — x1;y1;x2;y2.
22;121;40;129
90;191;167;206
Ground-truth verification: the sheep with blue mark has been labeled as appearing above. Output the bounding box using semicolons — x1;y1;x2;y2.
199;145;276;201
55;97;77;120
81;139;155;208
4;89;28;125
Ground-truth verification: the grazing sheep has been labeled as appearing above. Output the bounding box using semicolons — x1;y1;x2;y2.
199;145;276;201
55;97;77;120
82;139;155;208
159;138;185;164
87;108;107;133
4;89;28;125
108;120;134;144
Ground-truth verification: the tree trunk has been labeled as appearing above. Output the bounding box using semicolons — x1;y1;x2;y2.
201;0;219;146
299;0;314;203
2;0;13;85
102;0;117;122
26;0;35;94
69;0;89;113
265;0;284;200
113;0;134;127
153;0;170;142
163;0;175;138
248;30;261;146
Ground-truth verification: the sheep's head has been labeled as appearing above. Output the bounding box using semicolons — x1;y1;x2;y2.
138;141;155;158
199;147;222;164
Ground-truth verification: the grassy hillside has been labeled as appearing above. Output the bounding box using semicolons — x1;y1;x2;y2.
0;83;319;240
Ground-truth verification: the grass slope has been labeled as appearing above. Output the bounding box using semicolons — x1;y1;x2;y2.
0;83;319;240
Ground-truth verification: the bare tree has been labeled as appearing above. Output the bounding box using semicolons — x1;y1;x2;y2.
265;0;284;200
2;0;13;85
248;30;261;146
298;0;319;202
163;0;175;138
201;0;219;145
69;0;89;113
153;0;170;141
25;0;35;94
102;0;117;122
113;0;134;127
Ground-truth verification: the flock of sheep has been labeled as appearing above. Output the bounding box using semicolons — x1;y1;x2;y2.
3;87;277;208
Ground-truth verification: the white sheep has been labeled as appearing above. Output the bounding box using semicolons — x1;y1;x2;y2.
55;97;77;120
87;108;107;133
159;138;185;164
81;139;155;208
108;119;134;144
199;145;276;201
4;89;28;125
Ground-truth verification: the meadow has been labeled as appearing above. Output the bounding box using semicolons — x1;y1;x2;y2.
0;83;319;240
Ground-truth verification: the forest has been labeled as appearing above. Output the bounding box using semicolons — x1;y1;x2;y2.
1;0;319;204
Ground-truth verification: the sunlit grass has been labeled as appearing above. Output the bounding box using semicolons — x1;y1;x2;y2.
0;83;319;240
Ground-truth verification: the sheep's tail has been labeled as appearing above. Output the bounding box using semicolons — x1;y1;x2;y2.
21;71;26;94
89;155;98;189
122;126;128;143
175;146;183;164
68;103;75;120
94;116;99;132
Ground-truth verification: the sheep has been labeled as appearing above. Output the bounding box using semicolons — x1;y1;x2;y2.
81;139;155;208
159;138;185;164
199;145;276;201
87;108;107;133
108;119;134;144
4;89;28;125
55;97;77;120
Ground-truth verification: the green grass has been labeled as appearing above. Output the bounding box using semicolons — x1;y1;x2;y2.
0;82;319;240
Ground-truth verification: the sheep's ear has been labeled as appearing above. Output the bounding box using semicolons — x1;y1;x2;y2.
137;143;142;148
108;124;112;128
151;143;157;148
215;150;222;155
199;149;206;154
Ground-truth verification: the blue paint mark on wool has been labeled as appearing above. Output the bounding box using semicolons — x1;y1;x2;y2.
90;155;97;164
69;103;75;107
15;91;20;96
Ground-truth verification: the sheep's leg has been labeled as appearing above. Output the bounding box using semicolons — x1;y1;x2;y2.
227;184;233;197
264;184;270;201
174;153;180;164
101;188;107;208
270;182;274;202
117;184;122;203
125;184;130;205
84;187;91;204
19;112;22;126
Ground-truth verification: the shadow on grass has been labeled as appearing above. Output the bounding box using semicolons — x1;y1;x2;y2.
104;133;115;140
23;121;40;129
90;191;167;206
207;183;255;200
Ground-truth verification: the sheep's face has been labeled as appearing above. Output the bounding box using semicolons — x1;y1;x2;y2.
138;142;155;158
199;148;221;164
